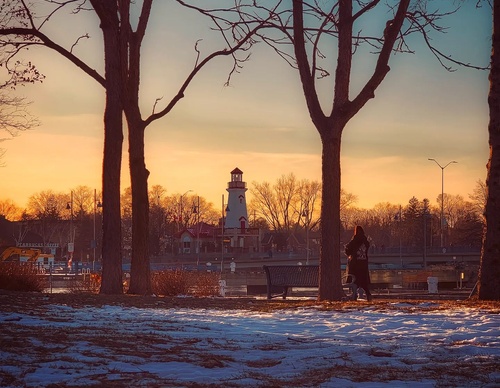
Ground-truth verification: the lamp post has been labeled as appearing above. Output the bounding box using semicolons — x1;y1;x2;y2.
221;194;229;273
66;191;74;271
93;189;102;271
428;159;457;248
193;196;200;266
397;205;402;268
179;190;193;231
302;209;310;265
423;207;430;268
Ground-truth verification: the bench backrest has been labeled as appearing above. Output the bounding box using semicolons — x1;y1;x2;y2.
263;265;319;287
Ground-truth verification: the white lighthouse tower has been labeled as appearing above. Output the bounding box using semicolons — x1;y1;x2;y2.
225;167;248;230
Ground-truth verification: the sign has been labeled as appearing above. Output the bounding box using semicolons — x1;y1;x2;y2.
68;243;74;253
17;243;59;248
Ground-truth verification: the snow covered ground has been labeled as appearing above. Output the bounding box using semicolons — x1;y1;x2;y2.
1;300;499;387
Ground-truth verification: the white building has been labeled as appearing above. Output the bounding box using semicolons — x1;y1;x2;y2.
225;167;249;230
222;168;260;254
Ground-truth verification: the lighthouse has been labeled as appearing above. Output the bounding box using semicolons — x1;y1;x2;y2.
225;167;248;230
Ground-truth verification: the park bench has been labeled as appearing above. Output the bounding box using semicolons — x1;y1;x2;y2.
263;265;357;300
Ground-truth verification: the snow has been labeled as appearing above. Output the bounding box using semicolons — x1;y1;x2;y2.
1;300;499;387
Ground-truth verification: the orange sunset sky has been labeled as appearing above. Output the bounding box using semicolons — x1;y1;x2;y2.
0;2;492;211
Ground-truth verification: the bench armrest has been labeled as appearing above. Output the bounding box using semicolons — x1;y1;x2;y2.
342;274;356;284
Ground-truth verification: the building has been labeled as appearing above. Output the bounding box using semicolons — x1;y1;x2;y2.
221;168;260;253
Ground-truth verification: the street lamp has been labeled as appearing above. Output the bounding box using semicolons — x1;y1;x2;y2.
178;190;193;231
66;191;74;271
193;196;200;266
302;209;310;265
93;189;102;271
428;158;457;248
221;194;229;273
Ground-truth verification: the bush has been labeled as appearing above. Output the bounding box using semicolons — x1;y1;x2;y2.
152;270;192;296
193;272;221;297
0;262;46;292
152;270;220;297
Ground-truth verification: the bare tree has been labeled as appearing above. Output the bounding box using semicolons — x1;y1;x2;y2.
115;1;266;294
297;179;322;233
0;1;266;294
469;179;487;221
0;198;23;220
24;190;68;249
249;173;324;234
249;181;282;232
0;1;125;293
180;0;487;300
71;186;95;216
479;0;500;300
0;85;41;167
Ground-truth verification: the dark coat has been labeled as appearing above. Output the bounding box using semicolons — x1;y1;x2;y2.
344;233;371;288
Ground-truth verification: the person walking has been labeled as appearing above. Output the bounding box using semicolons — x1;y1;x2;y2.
345;225;372;301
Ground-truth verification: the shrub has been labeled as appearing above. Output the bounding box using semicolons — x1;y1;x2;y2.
152;270;220;297
0;262;46;292
192;272;221;297
152;270;192;296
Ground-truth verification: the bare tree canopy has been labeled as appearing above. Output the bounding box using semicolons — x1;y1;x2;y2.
249;173;322;233
0;0;267;294
180;0;489;300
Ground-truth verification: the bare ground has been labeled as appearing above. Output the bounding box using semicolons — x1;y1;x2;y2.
1;290;499;387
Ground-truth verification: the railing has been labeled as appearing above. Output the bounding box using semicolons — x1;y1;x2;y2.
227;181;247;189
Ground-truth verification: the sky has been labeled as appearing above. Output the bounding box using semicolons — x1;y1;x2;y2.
0;1;492;210
1;300;499;386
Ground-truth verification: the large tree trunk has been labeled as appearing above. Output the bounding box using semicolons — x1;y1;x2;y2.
478;1;500;301
127;120;152;295
319;128;344;301
98;5;124;295
121;0;153;295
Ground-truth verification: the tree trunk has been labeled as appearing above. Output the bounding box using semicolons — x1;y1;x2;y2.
127;119;152;295
99;40;124;293
121;1;153;295
92;1;123;294
318;126;345;301
478;1;500;301
97;3;124;295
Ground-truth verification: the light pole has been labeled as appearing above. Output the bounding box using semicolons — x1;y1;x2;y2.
428;159;457;248
66;191;74;271
302;209;310;265
423;207;430;268
193;196;200;266
93;189;102;271
179;190;193;231
177;190;192;254
221;194;229;273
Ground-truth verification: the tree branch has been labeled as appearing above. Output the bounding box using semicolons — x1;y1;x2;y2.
0;27;105;87
348;0;410;119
